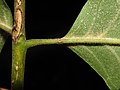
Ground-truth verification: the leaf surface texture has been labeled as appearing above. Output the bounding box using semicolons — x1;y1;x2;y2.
64;0;120;89
0;0;12;53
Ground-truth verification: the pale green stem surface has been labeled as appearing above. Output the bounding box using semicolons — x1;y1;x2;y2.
12;0;26;90
12;36;26;90
26;38;120;48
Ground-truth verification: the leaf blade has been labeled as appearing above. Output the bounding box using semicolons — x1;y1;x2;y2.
0;0;13;33
0;0;13;53
64;0;120;89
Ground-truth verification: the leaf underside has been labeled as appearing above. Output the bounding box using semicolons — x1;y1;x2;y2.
64;0;120;89
0;0;12;33
0;0;12;53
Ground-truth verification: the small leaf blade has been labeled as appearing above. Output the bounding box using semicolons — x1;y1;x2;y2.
0;0;13;53
64;0;120;89
0;0;13;33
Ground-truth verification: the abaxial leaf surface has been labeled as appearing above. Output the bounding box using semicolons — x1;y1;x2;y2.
64;0;120;89
0;0;12;33
0;0;12;53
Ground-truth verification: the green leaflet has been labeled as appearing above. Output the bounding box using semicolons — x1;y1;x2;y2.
64;0;120;89
0;0;12;33
0;0;13;53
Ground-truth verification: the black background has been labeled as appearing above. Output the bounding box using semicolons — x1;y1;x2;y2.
0;0;109;90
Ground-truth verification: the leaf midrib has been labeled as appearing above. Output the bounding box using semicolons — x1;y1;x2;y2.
62;37;120;45
26;37;120;48
0;22;12;33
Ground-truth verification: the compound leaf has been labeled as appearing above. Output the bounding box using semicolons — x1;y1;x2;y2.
64;0;120;89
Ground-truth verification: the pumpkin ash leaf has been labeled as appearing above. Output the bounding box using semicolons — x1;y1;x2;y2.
0;0;13;33
64;0;120;89
0;0;13;53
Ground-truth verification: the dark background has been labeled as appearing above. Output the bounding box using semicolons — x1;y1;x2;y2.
0;0;109;90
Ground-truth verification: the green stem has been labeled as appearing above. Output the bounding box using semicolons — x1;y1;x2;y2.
26;37;120;48
12;36;26;90
12;0;26;89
